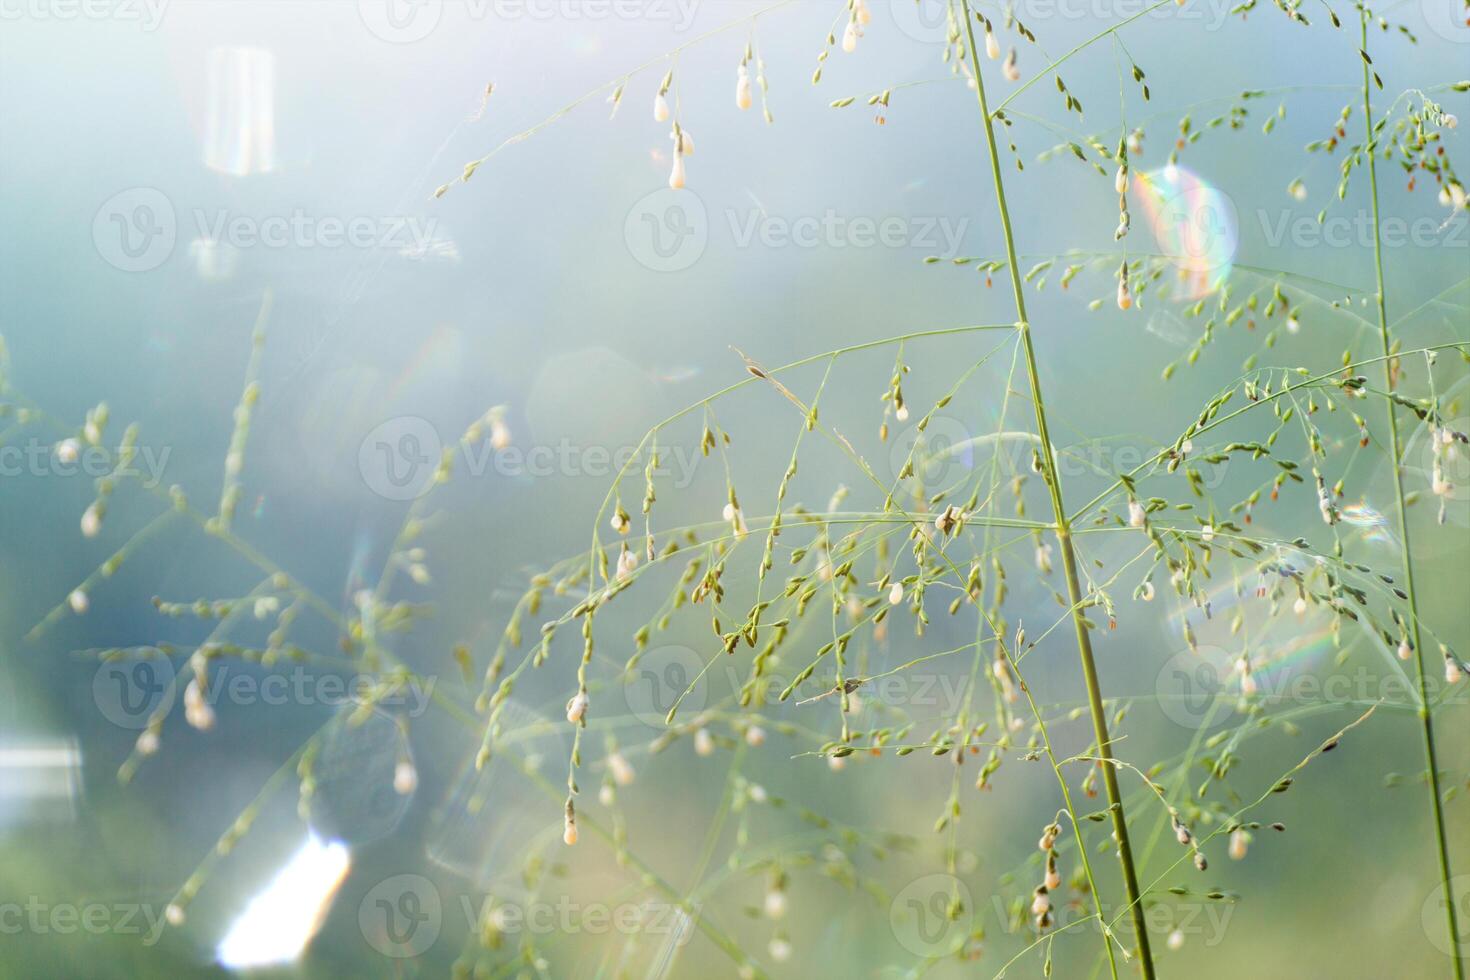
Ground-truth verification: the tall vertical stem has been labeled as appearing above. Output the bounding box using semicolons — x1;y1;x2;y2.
1361;14;1463;978
958;7;1157;978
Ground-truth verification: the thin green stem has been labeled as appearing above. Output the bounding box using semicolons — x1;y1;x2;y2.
1360;12;1463;977
959;5;1156;978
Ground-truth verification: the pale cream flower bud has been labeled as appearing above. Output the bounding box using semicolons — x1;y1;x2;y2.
394;759;418;795
1002;48;1020;82
566;691;590;724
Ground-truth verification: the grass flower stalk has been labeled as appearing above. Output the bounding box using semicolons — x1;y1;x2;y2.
958;5;1156;976
1360;12;1463;978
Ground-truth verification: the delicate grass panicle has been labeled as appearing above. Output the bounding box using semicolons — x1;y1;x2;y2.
9;1;1468;977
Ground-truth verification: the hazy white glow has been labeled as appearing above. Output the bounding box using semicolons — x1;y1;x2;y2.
216;835;350;970
0;738;81;829
204;47;277;176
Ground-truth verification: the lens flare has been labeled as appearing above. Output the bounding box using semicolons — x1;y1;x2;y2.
215;834;350;969
1340;499;1394;545
204;47;277;177
1133;165;1237;299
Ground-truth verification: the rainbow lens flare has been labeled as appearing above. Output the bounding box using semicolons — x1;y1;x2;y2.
1133;165;1237;299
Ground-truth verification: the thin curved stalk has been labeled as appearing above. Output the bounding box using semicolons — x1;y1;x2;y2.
958;5;1157;978
1360;12;1464;978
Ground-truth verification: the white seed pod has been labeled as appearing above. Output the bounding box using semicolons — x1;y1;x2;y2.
1228;828;1249;861
669;152;686;190
841;19;859;53
653;92;670;122
1167;928;1185;950
1115;166;1129;195
609;751;635;786
135;730;160;756
1116;279;1133;311
566;691;590;724
1446;656;1463;685
186;701;216;732
165;904;186;927
56;438;81;465
1128;500;1147;528
80;503;102;538
1141;581;1155;601
745;725;766;747
394;759;418;795
616;548;639;580
1398;639;1412;661
735;66;752;110
694;727;714;756
1293;596;1307;616
764;888;787;920
68;589;90;615
768;936;792;963
854;0;871;26
888;582;904;606
895;404;909;422
985;28;1000;60
827;753;846;771
563;814;578;846
1002;48;1020;83
1030;888;1050;916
